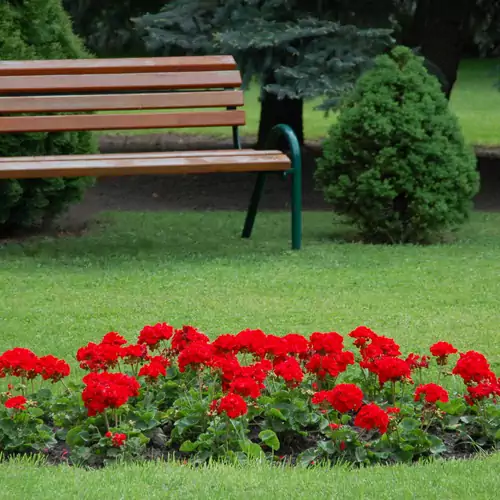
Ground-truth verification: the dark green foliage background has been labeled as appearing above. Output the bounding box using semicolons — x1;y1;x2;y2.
0;0;96;232
316;47;480;244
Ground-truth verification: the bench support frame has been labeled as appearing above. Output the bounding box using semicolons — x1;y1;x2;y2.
241;124;302;250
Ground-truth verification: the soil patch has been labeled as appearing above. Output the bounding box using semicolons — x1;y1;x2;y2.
46;132;500;230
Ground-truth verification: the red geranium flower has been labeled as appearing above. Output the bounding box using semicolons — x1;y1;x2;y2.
354;403;390;434
4;395;27;410
228;376;263;399
212;393;248;419
348;326;377;348
234;329;268;358
373;356;412;386
309;332;344;354
76;342;121;372
37;355;71;383
414;383;449;404
171;326;210;353
82;372;140;416
430;342;458;365
312;384;364;413
138;359;168;382
0;347;39;379
465;382;500;405
105;431;127;447
405;353;430;371
282;334;310;358
138;323;174;350
305;351;355;380
273;356;304;387
101;332;128;347
119;344;148;364
452;351;495;385
212;334;239;355
177;342;215;372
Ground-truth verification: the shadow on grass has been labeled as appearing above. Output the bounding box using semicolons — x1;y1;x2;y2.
0;211;336;268
1;211;499;271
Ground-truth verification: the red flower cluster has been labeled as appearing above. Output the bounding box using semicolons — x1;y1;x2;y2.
374;357;412;386
312;384;364;413
452;351;496;385
0;348;70;383
4;395;27;410
82;372;140;416
274;356;304;387
105;431;127;447
430;342;458;365
138;323;174;349
138;356;170;382
414;383;449;404
354;403;390;434
405;353;430;371
211;393;248;419
465;382;500;405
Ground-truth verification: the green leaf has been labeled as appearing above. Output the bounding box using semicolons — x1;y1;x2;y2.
27;407;44;418
318;440;335;455
355;446;367;462
266;408;287;421
494;429;500;441
399;418;420;432
179;440;199;452
174;416;199;435
297;448;318;467
340;414;351;425
429;435;447;455
437;400;466;416
239;440;264;459
258;429;280;451
65;426;84;447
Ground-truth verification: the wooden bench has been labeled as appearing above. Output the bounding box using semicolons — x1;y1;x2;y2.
0;56;302;249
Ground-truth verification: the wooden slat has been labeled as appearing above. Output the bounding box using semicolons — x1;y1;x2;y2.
0;154;290;179
0;91;244;113
0;150;283;162
0;56;237;76
0;71;242;94
0;110;246;133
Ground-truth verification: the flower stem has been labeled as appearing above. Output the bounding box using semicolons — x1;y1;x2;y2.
103;410;111;432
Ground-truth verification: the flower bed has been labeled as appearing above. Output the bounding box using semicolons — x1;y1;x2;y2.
0;325;499;467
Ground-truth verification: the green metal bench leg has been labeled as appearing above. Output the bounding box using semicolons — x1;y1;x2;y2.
240;124;302;249
242;172;266;239
268;124;302;250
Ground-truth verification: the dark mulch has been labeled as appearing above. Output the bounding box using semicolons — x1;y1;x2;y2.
54;133;500;232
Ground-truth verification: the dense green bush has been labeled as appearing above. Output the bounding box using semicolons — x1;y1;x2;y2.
0;0;96;232
315;46;480;244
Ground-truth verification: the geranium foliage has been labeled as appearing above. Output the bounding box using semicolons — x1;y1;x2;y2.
0;324;499;466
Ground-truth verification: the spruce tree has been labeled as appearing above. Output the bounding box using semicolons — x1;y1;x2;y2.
0;0;97;232
316;47;479;244
137;0;392;146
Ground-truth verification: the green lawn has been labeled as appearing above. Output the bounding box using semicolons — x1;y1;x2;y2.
108;59;500;146
0;454;499;500
1;211;500;495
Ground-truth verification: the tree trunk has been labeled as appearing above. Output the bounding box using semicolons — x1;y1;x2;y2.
257;75;304;150
403;0;474;98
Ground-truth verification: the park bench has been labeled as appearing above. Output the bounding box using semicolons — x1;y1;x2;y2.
0;56;302;249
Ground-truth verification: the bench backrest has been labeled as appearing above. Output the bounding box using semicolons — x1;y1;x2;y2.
0;56;245;134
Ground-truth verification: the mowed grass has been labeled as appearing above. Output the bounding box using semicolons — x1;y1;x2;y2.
0;454;499;500
106;59;500;146
1;210;500;496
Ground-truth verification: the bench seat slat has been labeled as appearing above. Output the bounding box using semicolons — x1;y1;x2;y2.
0;153;291;179
0;71;242;94
0;110;246;133
0;56;237;76
0;91;244;114
0;150;283;162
